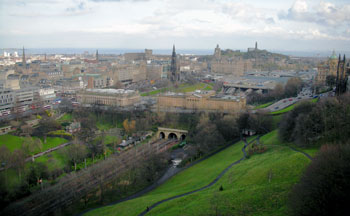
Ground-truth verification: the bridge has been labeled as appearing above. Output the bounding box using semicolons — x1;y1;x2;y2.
157;127;188;140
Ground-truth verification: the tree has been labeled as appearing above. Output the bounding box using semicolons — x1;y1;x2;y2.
284;77;303;97
0;145;11;172
326;75;336;88
288;144;350;216
123;119;136;135
27;162;49;187
10;149;26;180
61;143;87;171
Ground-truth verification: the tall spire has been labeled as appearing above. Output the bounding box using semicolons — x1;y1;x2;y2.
255;41;258;50
22;46;26;65
170;44;178;83
96;49;99;62
172;45;176;57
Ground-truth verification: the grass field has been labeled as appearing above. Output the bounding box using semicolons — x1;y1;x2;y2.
0;134;67;155
85;131;315;216
57;113;73;122
140;83;212;96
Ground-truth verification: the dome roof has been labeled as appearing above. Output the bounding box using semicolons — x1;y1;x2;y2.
330;50;337;60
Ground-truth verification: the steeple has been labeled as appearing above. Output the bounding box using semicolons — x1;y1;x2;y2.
22;46;26;65
170;44;178;83
255;41;258;50
172;45;176;57
96;49;99;62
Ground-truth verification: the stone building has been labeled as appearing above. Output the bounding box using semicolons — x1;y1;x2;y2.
316;51;338;84
157;90;246;113
210;44;252;76
77;89;140;107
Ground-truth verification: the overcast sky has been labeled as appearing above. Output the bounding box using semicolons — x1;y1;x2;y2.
0;0;349;52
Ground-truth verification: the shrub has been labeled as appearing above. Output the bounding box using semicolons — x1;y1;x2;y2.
288;144;350;216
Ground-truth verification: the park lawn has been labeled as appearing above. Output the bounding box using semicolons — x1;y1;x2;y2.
96;121;115;131
260;130;320;158
57;113;73;122
140;83;211;96
104;135;120;145
86;131;318;216
149;142;311;216
0;134;25;152
85;137;256;216
0;134;67;155
40;137;68;152
35;150;68;170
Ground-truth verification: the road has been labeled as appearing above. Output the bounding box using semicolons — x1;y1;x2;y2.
262;87;315;112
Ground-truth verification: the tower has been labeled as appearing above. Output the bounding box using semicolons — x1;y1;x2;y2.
96;49;99;62
335;54;348;95
22;46;26;66
255;42;258;50
214;44;221;60
170;45;178;83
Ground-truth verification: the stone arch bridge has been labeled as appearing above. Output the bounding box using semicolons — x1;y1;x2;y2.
157;127;188;140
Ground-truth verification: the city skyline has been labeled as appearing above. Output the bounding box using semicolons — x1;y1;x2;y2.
1;0;350;52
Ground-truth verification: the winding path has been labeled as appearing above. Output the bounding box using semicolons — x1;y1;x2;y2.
138;138;313;216
80;136;313;216
138;138;256;216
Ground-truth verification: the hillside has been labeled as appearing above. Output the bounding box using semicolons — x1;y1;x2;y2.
85;130;316;216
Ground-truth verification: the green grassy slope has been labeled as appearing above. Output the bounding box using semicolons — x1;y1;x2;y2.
86;131;315;216
85;137;255;216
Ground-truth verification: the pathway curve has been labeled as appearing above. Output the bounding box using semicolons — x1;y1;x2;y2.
138;138;256;216
139;138;313;216
78;138;240;216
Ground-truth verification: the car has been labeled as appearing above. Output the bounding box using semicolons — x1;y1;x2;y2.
283;100;287;103
297;97;301;99
288;98;293;101
274;106;279;109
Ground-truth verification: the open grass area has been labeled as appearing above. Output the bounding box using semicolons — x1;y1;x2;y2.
140;83;212;96
0;134;67;155
41;137;68;152
0;134;25;152
35;150;68;170
85;130;317;216
96;121;115;131
57;113;73;122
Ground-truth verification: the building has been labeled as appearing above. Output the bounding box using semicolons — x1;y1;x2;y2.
316;51;338;84
77;89;140;107
66;122;81;133
157;90;246;113
39;86;56;103
210;44;252;76
0;89;15;112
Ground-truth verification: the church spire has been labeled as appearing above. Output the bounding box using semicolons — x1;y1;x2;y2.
22;46;26;65
96;49;99;62
170;44;178;83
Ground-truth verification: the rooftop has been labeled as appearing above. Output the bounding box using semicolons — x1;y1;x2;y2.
86;88;136;95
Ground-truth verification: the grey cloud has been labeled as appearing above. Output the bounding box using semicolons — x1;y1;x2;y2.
279;1;350;27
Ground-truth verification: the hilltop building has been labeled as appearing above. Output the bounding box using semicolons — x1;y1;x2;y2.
211;44;252;76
